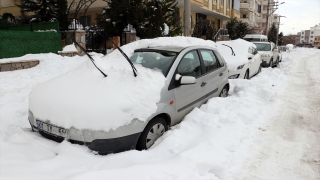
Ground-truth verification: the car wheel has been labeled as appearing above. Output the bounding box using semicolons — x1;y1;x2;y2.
244;70;249;79
136;117;168;150
219;85;228;97
269;59;273;67
258;65;262;73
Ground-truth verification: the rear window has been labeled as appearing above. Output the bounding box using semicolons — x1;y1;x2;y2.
253;43;271;51
244;38;262;42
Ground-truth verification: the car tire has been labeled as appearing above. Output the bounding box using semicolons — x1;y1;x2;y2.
269;59;273;67
244;70;249;79
136;117;168;150
219;85;229;97
258;65;262;73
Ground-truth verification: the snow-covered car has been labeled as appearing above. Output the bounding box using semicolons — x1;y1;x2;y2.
253;42;279;67
28;37;229;155
216;39;262;79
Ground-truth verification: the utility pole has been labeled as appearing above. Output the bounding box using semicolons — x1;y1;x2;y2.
276;15;286;46
265;0;270;35
184;0;191;36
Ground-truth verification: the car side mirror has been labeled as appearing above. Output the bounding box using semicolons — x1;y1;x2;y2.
176;74;196;85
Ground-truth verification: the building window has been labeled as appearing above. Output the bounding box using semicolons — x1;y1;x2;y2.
220;0;224;6
243;14;247;18
212;0;216;3
310;40;313;42
311;31;314;34
302;32;304;34
311;36;313;38
301;36;304;38
227;0;230;9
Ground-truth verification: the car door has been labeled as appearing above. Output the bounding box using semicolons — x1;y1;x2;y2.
271;43;278;62
173;50;207;118
249;47;261;75
198;49;224;99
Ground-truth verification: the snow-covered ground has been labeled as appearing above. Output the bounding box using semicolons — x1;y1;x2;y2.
0;48;319;179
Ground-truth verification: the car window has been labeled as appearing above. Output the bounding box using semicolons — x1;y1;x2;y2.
199;50;220;73
177;50;202;78
213;50;224;67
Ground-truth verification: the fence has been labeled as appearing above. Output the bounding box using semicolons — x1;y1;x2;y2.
0;30;61;59
0;21;59;32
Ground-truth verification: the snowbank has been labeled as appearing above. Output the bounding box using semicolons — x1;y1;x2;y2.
61;43;78;52
29;37;217;131
216;39;255;71
1;47;320;180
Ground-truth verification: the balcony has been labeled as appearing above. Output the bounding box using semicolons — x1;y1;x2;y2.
240;3;253;11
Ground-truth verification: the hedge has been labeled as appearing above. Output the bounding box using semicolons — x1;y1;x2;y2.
0;30;62;59
0;21;59;32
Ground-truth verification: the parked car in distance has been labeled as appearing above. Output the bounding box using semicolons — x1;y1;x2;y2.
253;42;279;67
243;34;268;42
216;39;262;79
278;46;287;52
28;41;230;155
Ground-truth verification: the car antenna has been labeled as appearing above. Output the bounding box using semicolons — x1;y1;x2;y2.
110;39;138;77
71;27;107;78
222;44;236;56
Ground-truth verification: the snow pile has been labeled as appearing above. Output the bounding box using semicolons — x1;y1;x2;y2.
29;37;217;131
61;43;78;52
1;47;320;179
216;39;255;71
286;44;294;50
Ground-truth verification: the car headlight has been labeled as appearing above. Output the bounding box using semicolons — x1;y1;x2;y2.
229;74;240;79
237;64;245;70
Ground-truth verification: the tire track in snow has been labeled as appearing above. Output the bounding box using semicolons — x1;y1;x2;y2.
239;50;320;180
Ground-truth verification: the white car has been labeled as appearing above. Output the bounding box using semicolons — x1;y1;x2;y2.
216;39;262;79
253;42;279;67
28;37;229;155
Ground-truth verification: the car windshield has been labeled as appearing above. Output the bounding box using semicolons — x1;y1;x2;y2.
130;51;178;76
254;43;271;51
244;38;261;42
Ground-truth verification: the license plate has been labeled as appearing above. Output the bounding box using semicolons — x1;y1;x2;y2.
36;120;69;138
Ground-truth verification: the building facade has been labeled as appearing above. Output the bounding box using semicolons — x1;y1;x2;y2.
240;0;261;32
177;0;237;36
0;0;20;17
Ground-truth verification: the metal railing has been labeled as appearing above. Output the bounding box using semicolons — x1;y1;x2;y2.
213;28;229;42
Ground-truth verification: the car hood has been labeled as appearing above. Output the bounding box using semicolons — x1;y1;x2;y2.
29;37;217;132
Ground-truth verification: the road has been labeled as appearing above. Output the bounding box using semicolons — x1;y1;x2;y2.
238;50;320;179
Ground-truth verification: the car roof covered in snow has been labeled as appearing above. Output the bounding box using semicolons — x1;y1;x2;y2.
134;46;187;53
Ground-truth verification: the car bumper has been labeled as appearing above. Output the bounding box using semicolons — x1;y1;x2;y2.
31;124;141;155
28;111;144;155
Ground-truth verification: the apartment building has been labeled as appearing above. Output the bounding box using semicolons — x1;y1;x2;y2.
177;0;238;36
314;36;320;47
259;0;278;34
309;24;320;45
300;30;311;43
0;0;20;17
240;0;261;30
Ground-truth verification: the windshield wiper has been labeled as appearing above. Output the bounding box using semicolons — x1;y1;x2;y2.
110;40;138;77
71;32;107;78
222;44;236;56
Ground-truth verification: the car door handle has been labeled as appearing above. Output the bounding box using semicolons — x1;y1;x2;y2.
219;73;223;76
201;82;207;87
